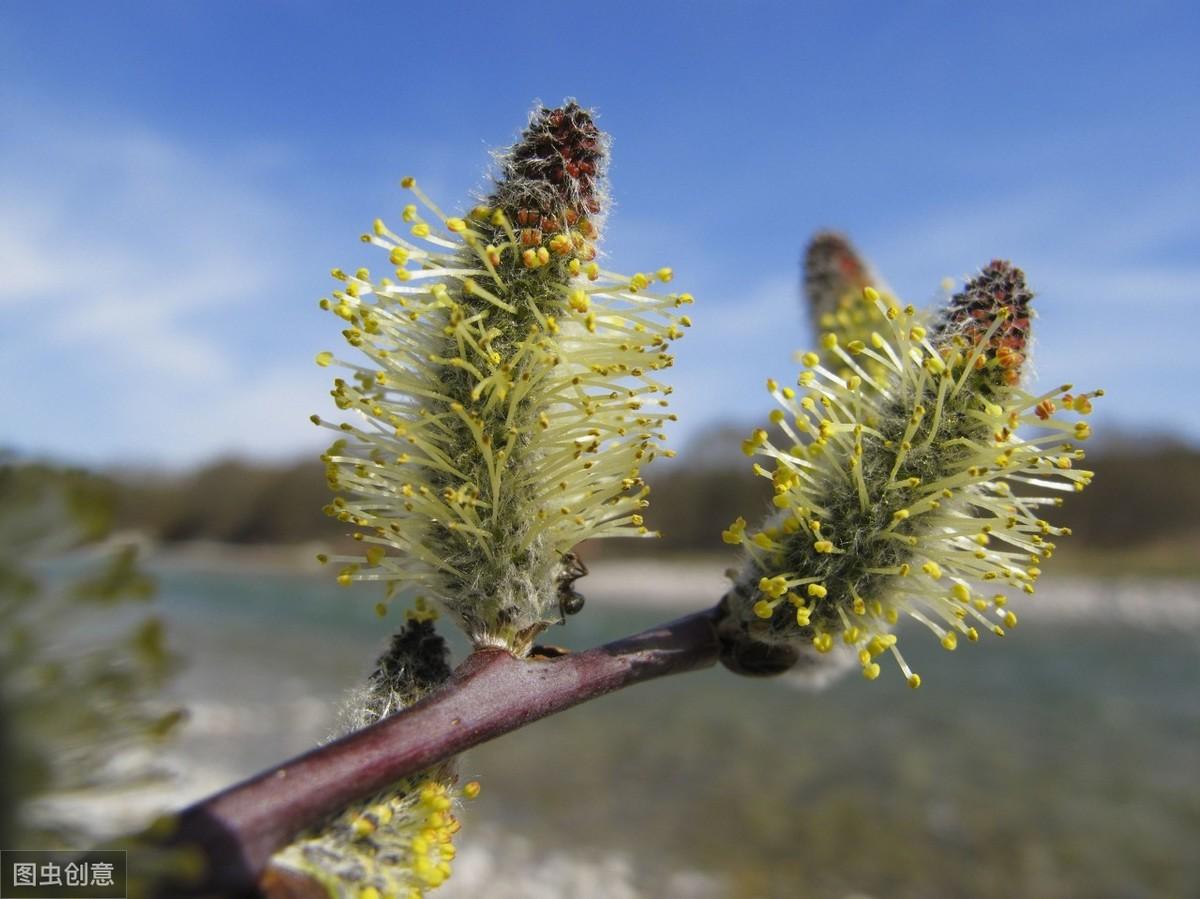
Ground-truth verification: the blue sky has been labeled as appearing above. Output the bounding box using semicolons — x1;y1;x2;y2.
2;2;1197;467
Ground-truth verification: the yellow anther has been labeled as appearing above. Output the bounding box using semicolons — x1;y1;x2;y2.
922;561;943;579
721;517;747;545
315;351;334;367
753;599;775;619
758;576;789;598
940;631;958;651
907;673;922;689
801;351;820;367
412;222;431;238
741;428;768;456
863;286;880;303
806;583;827;598
351;816;376;838
400;176;416;188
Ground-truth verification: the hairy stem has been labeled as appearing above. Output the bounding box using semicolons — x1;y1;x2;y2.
154;604;723;897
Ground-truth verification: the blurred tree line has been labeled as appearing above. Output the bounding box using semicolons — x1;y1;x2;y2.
9;426;1198;562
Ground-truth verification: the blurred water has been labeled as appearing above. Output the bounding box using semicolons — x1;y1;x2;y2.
136;566;1199;898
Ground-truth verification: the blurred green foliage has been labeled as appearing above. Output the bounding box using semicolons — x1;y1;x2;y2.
0;457;181;847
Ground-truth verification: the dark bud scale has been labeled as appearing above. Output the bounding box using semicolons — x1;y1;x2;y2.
492;102;606;228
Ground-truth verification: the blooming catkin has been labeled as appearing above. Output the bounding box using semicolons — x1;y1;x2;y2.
718;261;1100;685
313;103;690;652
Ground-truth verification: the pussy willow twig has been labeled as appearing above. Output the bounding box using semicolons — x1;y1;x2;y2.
153;603;724;897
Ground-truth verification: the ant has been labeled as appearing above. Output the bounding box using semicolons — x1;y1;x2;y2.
556;551;588;624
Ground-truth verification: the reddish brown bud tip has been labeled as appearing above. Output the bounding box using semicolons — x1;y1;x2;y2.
802;231;886;337
804;232;871;303
492;101;607;228
939;260;1033;381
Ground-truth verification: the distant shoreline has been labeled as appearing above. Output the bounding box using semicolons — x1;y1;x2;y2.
95;537;1200;628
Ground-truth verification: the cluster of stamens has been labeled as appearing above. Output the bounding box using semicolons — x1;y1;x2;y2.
720;264;1099;685
311;104;690;651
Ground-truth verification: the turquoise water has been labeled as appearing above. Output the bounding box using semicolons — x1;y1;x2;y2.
155;567;1199;898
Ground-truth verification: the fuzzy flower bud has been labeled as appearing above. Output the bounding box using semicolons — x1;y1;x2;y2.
802;231;898;367
313;102;690;652
935;258;1033;387
718;261;1099;686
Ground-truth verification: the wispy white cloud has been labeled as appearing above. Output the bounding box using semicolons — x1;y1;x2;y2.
655;176;1200;450
2;95;1195;468
0;102;335;466
665;275;801;447
860;185;1200;442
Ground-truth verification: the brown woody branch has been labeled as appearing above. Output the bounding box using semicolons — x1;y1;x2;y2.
153;603;724;897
